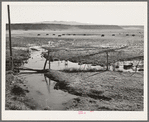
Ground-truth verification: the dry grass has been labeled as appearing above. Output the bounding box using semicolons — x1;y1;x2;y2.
6;37;50;47
6;49;30;70
61;68;105;73
49;70;143;111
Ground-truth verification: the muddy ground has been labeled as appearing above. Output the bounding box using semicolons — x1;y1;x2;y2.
5;27;144;110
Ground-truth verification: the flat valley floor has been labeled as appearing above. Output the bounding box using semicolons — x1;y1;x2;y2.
5;26;144;110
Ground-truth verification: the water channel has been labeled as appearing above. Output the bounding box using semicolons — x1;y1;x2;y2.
20;46;78;110
19;46;143;110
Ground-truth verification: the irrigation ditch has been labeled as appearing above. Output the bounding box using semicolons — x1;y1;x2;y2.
6;44;144;110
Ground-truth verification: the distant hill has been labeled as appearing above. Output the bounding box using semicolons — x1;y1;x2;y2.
6;21;123;30
37;21;92;25
121;26;144;30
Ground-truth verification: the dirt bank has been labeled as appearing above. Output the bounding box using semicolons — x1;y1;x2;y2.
6;47;37;110
6;72;33;110
45;70;143;111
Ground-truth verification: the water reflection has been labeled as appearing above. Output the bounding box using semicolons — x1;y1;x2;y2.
44;75;51;93
50;59;143;73
64;60;68;68
17;46;144;73
22;73;77;110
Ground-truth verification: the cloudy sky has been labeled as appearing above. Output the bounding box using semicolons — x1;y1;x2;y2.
2;2;147;25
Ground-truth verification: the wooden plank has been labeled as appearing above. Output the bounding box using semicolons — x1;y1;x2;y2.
42;46;128;53
15;67;49;73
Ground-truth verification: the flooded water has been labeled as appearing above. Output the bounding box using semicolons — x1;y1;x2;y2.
22;74;76;110
109;60;144;72
20;46;77;110
20;46;143;110
51;60;143;72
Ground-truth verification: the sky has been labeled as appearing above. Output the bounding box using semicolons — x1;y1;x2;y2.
3;2;147;25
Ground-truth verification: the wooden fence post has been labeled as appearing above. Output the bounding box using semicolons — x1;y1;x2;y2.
43;51;50;70
48;51;50;69
43;59;48;70
7;5;13;71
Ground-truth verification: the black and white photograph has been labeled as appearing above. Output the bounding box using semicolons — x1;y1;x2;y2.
1;1;148;120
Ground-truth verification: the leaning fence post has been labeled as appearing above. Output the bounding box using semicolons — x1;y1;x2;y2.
43;59;48;70
48;51;50;69
7;5;13;71
43;51;50;70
